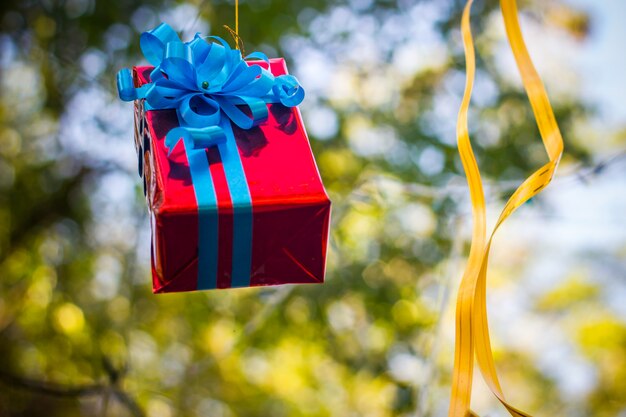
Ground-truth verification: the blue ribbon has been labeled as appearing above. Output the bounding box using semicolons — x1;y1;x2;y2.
117;23;304;152
117;23;305;289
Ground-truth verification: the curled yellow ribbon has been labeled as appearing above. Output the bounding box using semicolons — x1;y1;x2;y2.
449;0;564;416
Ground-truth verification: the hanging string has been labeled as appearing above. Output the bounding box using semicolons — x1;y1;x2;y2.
223;0;245;55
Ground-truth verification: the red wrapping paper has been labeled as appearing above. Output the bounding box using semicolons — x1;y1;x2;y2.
133;59;331;293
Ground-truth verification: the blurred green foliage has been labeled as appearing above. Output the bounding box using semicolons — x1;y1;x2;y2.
0;0;624;416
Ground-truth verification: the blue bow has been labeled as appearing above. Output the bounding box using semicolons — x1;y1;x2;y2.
117;23;305;154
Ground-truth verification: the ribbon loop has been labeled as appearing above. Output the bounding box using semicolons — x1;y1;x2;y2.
117;68;151;101
165;126;226;157
117;68;138;101
161;42;197;87
218;96;269;130
179;94;222;128
117;23;305;153
245;51;270;63
273;75;305;107
139;23;181;67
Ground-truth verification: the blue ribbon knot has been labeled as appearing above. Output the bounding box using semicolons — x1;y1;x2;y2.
117;23;305;154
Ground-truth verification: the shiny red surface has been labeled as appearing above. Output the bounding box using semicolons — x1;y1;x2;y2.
134;60;331;293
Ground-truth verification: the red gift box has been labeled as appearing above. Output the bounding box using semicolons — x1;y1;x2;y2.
133;59;331;293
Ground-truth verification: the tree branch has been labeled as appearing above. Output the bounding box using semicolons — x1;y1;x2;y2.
0;370;104;397
0;369;145;417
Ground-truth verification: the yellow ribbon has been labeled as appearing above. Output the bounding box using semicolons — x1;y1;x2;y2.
449;0;564;416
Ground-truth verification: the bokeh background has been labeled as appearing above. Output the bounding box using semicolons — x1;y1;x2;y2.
0;0;625;416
